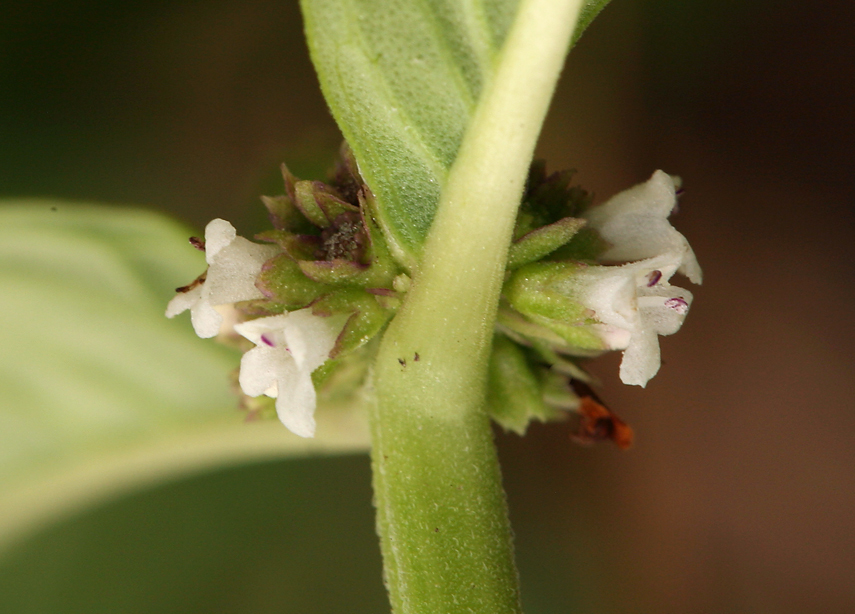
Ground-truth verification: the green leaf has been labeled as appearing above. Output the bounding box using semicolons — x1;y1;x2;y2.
0;201;369;557
0;457;388;614
301;0;610;267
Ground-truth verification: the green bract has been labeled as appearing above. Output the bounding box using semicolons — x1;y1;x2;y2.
250;159;404;361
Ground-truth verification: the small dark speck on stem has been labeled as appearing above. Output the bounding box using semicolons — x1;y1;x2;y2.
398;358;406;367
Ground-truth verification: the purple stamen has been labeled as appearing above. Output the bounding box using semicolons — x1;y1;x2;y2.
261;334;275;347
647;270;662;287
664;297;689;315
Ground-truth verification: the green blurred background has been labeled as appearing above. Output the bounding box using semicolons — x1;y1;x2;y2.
2;0;854;612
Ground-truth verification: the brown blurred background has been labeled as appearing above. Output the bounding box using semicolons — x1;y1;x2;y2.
1;0;853;612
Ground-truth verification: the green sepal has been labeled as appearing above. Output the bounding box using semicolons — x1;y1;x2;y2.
280;162;299;201
504;262;606;351
312;289;394;358
294;180;358;229
315;185;359;222
260;194;316;234
507;216;586;270
529;339;595;383
496;305;570;348
522;312;604;350
261;164;317;234
298;259;368;285
298;252;397;290
234;298;292;320
294;180;333;228
506;262;591;322
487;335;561;435
256;253;329;309
539;369;580;411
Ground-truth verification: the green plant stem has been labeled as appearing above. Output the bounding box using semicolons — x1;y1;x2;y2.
369;1;585;612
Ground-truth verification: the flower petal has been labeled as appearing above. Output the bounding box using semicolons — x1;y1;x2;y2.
237;344;298;398
619;327;661;387
203;218;237;263
234;315;290;347
165;284;202;319
637;285;694;337
189;297;224;339
678;244;703;285
275;370;318;438
553;265;638;332
204;236;279;306
281;308;340;371
584;171;702;284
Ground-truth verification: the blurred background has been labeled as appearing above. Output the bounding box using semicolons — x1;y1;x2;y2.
1;0;853;612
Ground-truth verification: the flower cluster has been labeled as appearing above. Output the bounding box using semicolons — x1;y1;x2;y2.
166;147;402;437
490;166;701;442
506;170;701;385
166;151;700;446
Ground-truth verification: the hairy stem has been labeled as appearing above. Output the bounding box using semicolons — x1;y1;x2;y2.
369;0;585;612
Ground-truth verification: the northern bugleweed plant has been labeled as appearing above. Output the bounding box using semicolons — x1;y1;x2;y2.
163;1;702;612
0;1;702;613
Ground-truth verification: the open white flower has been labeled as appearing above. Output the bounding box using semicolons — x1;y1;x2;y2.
554;257;694;386
574;170;701;385
165;219;279;338
233;309;340;438
506;170;701;387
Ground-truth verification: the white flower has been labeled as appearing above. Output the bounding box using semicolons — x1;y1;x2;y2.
554;259;694;386
572;170;702;386
233;309;340;438
165;219;279;338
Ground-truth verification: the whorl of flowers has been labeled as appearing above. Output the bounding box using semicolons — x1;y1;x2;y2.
167;150;701;447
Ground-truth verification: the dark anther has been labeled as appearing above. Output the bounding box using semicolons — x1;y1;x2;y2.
176;271;207;293
647;270;662;287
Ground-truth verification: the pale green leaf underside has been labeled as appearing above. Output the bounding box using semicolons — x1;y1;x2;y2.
0;202;369;556
302;0;610;264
